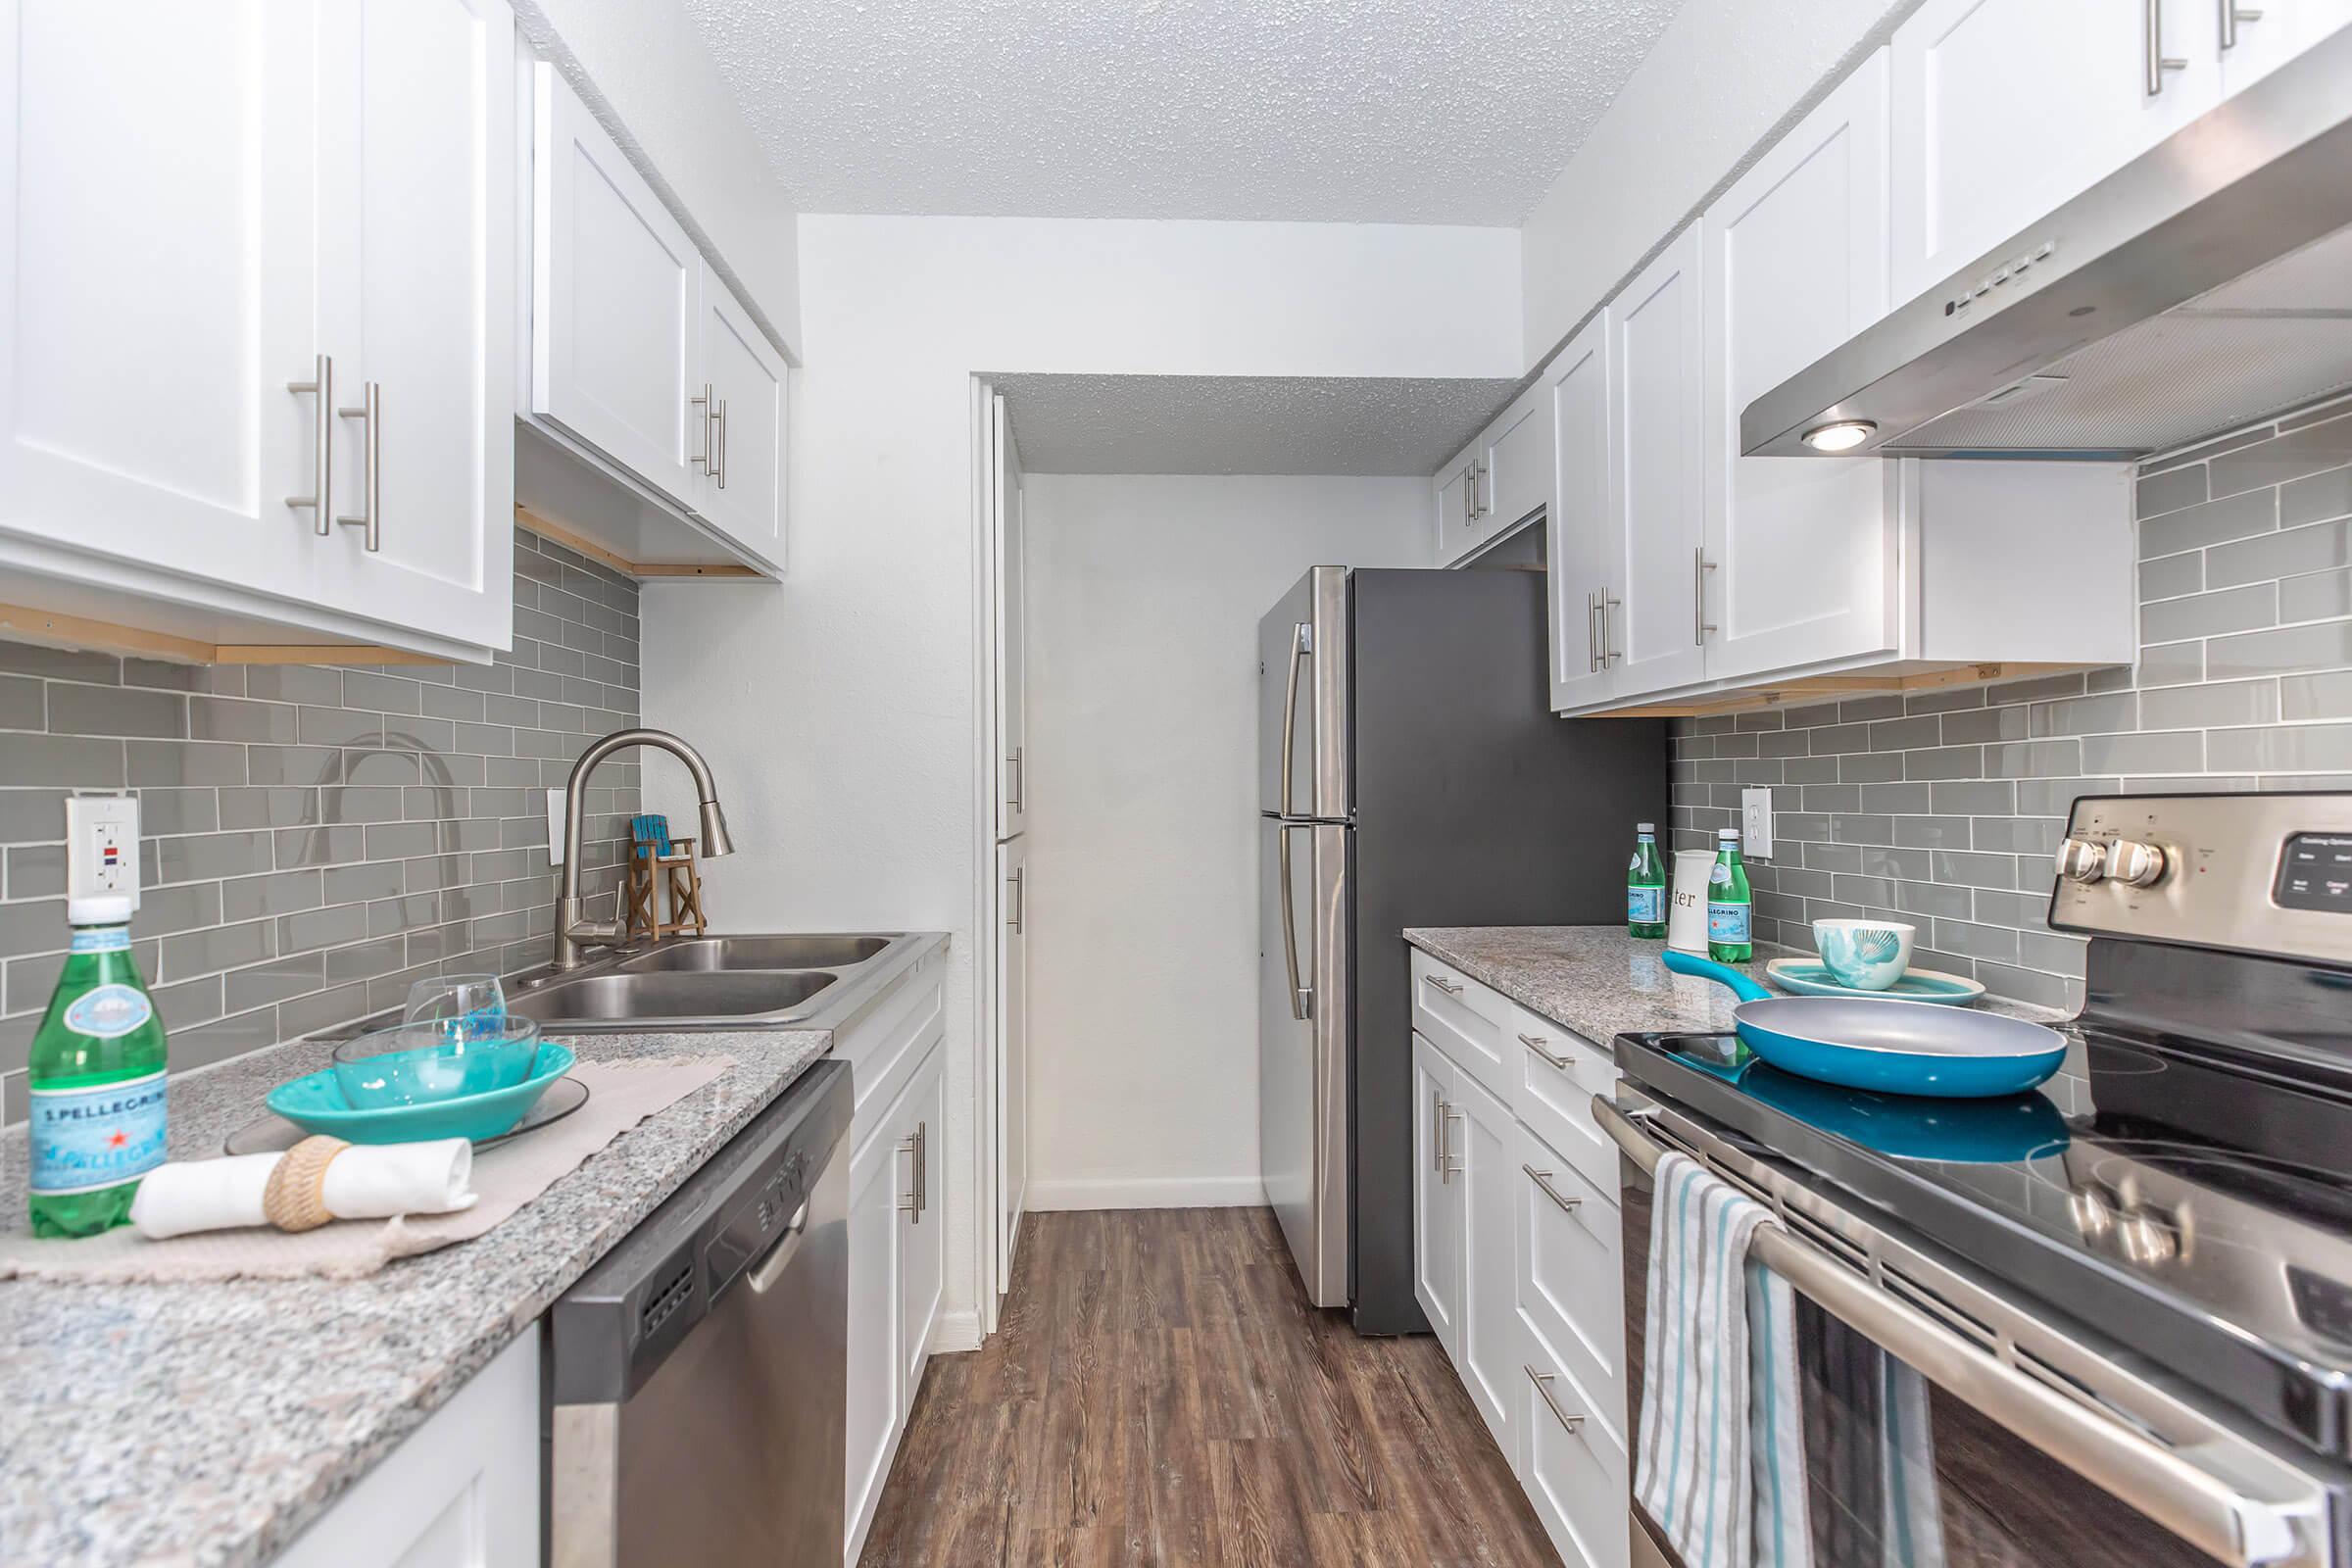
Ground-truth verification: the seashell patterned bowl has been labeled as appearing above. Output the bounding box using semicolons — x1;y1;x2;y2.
1811;918;1917;991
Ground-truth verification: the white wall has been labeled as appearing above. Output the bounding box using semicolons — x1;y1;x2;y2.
1519;0;1913;366
639;215;1519;1340
515;0;803;356
1019;474;1427;1210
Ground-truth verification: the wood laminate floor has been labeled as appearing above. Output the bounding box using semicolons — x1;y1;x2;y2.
858;1206;1561;1567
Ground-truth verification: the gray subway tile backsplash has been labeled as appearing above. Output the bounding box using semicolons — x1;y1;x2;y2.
1670;402;2352;1014
0;526;641;1120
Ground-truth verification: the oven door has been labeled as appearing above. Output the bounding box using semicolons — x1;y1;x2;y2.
1603;1092;2343;1568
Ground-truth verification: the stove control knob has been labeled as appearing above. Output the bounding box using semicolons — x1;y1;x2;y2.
2109;839;2170;888
2056;837;2109;884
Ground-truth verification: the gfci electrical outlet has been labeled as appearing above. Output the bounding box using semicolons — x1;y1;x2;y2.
66;793;140;909
1741;786;1775;860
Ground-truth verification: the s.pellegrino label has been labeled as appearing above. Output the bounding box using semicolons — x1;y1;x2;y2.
29;1070;168;1196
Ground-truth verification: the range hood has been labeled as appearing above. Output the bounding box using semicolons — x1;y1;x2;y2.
1743;26;2352;461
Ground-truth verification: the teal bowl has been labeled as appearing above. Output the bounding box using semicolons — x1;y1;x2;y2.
268;1043;575;1145
333;1017;540;1108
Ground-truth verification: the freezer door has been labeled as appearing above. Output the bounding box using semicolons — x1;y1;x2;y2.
1257;566;1348;820
1258;816;1348;1307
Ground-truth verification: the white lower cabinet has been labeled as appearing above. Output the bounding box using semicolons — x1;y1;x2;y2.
271;1331;539;1568
1413;962;1628;1568
841;952;950;1567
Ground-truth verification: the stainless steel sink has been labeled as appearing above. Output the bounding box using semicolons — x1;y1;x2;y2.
614;935;893;973
507;969;839;1024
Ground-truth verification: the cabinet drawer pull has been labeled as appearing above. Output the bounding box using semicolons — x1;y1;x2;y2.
285;353;333;532
2144;0;2188;93
2219;0;2262;48
690;383;715;472
714;395;728;489
335;381;381;552
1427;974;1463;997
1523;1164;1583;1214
1519;1032;1571;1069
1526;1365;1585;1433
1432;1091;1447;1175
1693;547;1717;645
898;1122;929;1222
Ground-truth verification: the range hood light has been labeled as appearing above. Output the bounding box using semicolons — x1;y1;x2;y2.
1801;419;1877;453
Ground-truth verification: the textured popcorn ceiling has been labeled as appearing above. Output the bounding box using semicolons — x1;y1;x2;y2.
677;0;1685;222
993;372;1522;473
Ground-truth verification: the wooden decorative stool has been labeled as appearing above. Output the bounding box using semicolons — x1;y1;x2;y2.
625;815;708;941
659;841;707;938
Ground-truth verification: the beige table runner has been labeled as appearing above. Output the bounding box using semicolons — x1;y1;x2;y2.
0;1056;731;1283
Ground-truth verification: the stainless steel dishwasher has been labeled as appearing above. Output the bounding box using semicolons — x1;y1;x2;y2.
549;1059;850;1566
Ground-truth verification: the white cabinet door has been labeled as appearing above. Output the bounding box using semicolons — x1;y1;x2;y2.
531;64;702;507
693;269;787;568
1701;49;1898;684
1454;1069;1519;1457
1434;448;1481;564
1513;1121;1626;1456
1606;226;1708;699
1546;313;1615;713
1481;385;1551;535
2219;0;2352;92
993;395;1028;839
310;0;514;647
997;834;1030;1284
1891;0;2218;309
1411;1030;1464;1356
272;1332;539;1568
844;1102;906;1564
899;1043;947;1416
0;2;320;609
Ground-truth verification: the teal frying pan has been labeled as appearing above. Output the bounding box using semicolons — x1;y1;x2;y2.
1661;950;2067;1099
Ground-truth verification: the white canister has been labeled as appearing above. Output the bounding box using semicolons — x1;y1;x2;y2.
1667;850;1716;953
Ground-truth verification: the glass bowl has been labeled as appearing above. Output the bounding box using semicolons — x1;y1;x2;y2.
331;1016;543;1109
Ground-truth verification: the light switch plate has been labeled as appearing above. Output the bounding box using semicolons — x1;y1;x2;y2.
1741;786;1775;860
66;793;141;909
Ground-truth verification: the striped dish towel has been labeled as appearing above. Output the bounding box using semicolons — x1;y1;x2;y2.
1636;1152;1813;1568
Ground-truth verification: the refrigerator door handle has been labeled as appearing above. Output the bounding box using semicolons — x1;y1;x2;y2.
1279;621;1310;818
1277;822;1312;1020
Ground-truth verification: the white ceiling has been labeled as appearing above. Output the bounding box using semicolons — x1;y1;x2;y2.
993;372;1522;473
676;0;1684;224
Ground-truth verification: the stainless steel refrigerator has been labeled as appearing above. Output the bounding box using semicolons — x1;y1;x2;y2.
1258;565;1665;1335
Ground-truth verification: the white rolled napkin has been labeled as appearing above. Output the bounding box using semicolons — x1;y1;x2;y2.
129;1139;477;1240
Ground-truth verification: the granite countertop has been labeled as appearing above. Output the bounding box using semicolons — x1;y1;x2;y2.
0;1023;837;1567
1401;926;2071;1051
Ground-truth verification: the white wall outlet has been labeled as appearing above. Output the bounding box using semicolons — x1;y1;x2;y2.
66;793;141;908
1741;786;1775;860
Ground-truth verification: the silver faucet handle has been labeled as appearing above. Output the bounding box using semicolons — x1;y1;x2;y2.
566;916;621;944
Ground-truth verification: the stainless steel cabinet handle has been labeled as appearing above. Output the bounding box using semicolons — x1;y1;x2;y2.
747;1199;810;1293
1432;1091;1447;1174
1592;1094;2331;1568
2146;0;2187;93
1693;548;1717;645
1278;621;1309;817
2219;0;2262;47
1601;596;1621;667
1427;974;1463;996
1462;466;1476;527
1006;866;1024;933
1277;823;1311;1020
285;354;333;532
1440;1099;1463;1184
335;382;381;552
1587;591;1601;673
1524;1164;1583;1215
689;383;714;472
1526;1365;1585;1433
1005;748;1024;812
1520;1032;1572;1069
897;1132;919;1217
914;1121;926;1222
714;396;728;490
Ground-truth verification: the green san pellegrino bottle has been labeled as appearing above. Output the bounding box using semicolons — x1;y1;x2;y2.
27;895;169;1238
1627;822;1667;939
1707;828;1754;964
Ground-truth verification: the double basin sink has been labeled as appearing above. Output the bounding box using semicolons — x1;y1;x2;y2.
320;933;915;1038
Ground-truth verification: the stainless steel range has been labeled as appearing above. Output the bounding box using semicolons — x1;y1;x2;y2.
1603;792;2352;1568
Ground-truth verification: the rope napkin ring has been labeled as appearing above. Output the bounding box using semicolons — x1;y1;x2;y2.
262;1135;351;1233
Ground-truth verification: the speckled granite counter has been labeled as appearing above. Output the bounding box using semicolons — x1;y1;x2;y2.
1401;926;2070;1051
0;1021;838;1567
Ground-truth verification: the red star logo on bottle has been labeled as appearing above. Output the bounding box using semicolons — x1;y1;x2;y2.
107;1130;128;1149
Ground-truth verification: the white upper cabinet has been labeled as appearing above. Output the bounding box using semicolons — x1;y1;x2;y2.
1433;444;1482;565
693;273;788;568
1480;382;1552;538
0;0;514;662
532;65;703;505
2217;0;2352;90
1605;226;1708;699
1544;313;1614;712
310;0;516;647
1700;49;1897;684
1890;0;2218;309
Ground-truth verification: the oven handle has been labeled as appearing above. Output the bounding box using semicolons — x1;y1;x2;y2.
1593;1095;2330;1568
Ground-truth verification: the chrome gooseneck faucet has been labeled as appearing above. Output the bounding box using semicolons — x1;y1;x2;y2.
553;728;735;971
